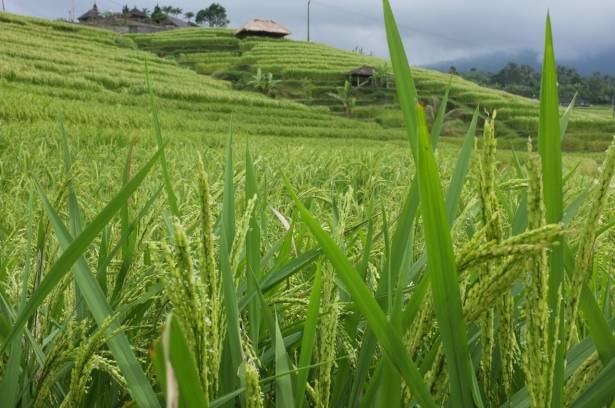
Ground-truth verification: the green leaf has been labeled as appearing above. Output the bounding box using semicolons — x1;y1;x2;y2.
218;138;243;400
37;185;160;407
560;92;577;140
245;146;261;344
415;106;476;407
382;0;419;156
1;146;163;354
274;314;295;408
538;13;565;407
163;314;209;408
145;59;179;216
285;178;436;408
430;80;451;147
295;266;322;408
445;106;479;225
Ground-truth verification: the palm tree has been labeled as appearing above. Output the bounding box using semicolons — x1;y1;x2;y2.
184;11;195;22
328;81;357;117
246;68;281;97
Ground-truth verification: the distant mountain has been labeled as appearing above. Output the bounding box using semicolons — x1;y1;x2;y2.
425;48;615;76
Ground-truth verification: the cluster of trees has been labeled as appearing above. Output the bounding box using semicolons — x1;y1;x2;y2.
119;3;229;27
450;63;615;105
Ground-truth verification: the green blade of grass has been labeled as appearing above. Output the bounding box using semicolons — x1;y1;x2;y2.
36;185;160;407
163;314;209;408
538;14;565;408
569;351;615;407
285;178;436;408
384;0;477;404
0;194;35;406
445;106;479;225
295;266;321;408
145;59;179;216
245;146;261;344
430;81;451;147
0;146;163;354
415;106;476;407
218;138;243;401
563;242;615;363
59;121;87;319
274;314;295;408
382;0;419;156
560;92;577;140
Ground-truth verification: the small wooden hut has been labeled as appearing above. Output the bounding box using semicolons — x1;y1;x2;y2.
235;19;290;39
129;7;147;19
348;65;375;86
78;3;101;22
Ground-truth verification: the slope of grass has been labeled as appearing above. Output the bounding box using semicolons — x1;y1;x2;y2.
0;13;404;144
130;27;615;151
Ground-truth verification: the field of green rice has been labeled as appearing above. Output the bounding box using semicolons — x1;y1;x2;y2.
1;4;615;407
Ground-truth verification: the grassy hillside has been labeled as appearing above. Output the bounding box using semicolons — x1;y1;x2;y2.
0;13;405;144
131;27;615;151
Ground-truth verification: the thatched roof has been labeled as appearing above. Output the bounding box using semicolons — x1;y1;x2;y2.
235;19;290;38
129;7;147;18
78;4;100;21
349;65;375;77
166;16;191;28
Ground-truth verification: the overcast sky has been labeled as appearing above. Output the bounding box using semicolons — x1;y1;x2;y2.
4;0;615;65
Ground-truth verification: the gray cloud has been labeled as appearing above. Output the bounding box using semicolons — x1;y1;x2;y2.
4;0;615;65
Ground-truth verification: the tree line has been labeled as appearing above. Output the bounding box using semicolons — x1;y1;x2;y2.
121;3;229;27
450;63;615;105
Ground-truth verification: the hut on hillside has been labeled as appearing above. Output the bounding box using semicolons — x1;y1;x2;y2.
78;3;101;22
129;7;147;20
348;65;375;86
235;19;290;39
166;16;191;28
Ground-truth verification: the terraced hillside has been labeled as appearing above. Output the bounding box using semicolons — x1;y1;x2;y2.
131;27;615;151
0;13;405;146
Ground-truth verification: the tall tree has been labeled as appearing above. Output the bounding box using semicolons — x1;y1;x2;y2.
184;11;195;22
162;5;183;16
196;3;229;27
150;5;167;23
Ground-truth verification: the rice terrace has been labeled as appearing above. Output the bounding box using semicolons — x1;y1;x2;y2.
1;0;615;406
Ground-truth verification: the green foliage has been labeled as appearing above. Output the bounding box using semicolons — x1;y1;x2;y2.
196;3;229;28
327;80;356;117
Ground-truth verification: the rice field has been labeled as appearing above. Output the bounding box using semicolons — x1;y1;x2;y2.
130;25;615;151
1;3;615;408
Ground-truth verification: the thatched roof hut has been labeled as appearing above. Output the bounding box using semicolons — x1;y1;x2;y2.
235;19;290;38
349;65;375;86
129;7;147;19
78;3;101;22
166;16;191;28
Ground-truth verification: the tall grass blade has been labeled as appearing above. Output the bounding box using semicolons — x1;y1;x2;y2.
415;106;476;406
274;314;295;408
37;186;160;407
446;106;479;225
295;266;321;408
384;0;477;404
538;14;565;407
285;178;436;408
219;138;243;401
382;0;419;155
245;146;261;344
569;358;615;408
163;314;209;408
1;146;163;352
145;59;179;216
